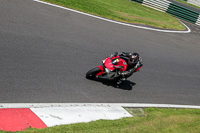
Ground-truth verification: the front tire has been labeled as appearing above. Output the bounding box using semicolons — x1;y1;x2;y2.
86;67;102;79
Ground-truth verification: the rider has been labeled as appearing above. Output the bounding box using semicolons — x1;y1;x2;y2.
110;52;142;80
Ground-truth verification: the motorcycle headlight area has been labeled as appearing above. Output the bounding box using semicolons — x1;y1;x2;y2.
102;59;106;64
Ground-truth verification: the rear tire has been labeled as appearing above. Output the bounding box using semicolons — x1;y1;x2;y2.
86;67;102;79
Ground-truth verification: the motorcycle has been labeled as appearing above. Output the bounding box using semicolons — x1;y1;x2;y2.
86;55;143;82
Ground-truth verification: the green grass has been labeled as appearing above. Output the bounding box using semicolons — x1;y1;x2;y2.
175;0;200;9
42;0;186;30
1;108;200;133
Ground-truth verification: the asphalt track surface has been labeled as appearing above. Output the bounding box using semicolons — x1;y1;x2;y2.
0;0;200;105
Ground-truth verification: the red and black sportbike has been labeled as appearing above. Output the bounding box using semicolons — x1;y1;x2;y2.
86;55;143;82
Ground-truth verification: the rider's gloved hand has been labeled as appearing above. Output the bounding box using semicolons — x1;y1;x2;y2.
134;60;141;68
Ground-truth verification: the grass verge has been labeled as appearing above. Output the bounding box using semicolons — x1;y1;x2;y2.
41;0;186;30
1;108;200;133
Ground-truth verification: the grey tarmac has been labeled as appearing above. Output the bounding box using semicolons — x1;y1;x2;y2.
0;0;200;105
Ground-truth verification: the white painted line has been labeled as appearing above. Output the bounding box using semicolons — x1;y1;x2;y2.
33;0;191;33
31;106;132;127
195;15;200;25
1;103;200;109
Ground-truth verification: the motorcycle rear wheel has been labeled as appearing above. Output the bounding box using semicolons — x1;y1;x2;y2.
86;67;102;79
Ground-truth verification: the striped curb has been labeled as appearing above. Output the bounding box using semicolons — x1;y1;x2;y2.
131;0;200;26
0;104;132;132
1;103;200;131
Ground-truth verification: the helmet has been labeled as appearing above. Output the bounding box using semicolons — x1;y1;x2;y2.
128;53;139;66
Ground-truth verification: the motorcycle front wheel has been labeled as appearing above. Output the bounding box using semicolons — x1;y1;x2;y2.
86;67;102;79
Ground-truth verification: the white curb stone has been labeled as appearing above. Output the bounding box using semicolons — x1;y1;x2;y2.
30;106;132;127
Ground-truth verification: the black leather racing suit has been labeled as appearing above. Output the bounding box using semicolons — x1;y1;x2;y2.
111;52;142;79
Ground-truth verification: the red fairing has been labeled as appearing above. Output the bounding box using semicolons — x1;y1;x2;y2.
98;65;104;71
104;56;127;71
